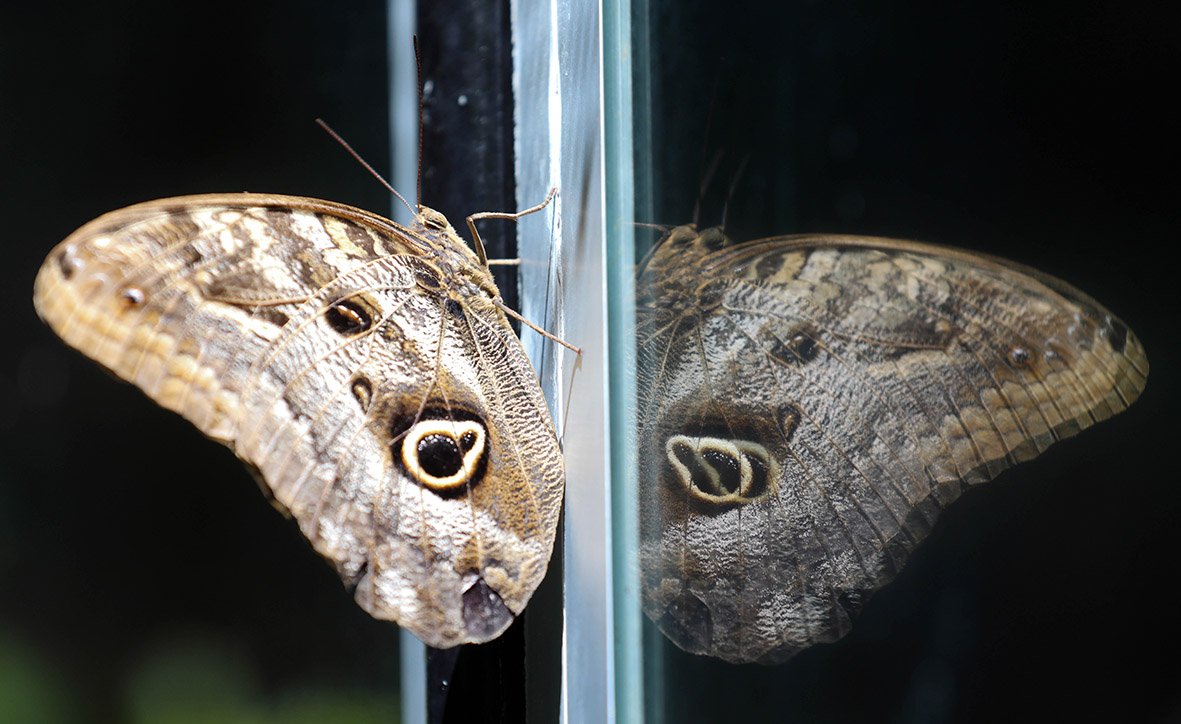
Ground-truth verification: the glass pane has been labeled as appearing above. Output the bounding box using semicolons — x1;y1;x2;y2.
627;1;1171;721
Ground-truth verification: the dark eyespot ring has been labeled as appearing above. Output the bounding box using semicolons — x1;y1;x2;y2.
326;299;372;336
415;268;441;289
350;376;374;412
398;416;489;492
788;332;819;363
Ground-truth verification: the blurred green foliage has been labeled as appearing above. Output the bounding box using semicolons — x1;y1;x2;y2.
0;630;75;723
1;628;399;724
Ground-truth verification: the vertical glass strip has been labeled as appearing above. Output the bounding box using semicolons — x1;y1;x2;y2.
388;2;425;723
602;0;643;721
513;0;612;721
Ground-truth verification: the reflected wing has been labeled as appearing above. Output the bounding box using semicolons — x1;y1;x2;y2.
33;194;564;647
637;231;1148;664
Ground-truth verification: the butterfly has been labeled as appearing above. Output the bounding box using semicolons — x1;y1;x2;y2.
32;193;565;648
635;225;1148;664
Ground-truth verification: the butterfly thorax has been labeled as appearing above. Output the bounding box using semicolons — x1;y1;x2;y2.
638;225;735;316
411;206;501;302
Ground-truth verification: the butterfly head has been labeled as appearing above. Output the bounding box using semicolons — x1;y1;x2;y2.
638;225;735;285
407;205;500;300
414;205;475;258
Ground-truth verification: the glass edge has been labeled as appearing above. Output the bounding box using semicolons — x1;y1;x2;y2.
390;0;425;722
603;0;644;722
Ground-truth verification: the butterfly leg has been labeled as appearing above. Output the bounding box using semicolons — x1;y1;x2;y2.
465;187;557;264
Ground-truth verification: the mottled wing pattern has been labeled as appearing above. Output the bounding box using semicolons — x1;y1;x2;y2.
33;194;564;647
636;226;1148;664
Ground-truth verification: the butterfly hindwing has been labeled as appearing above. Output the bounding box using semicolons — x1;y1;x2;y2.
34;194;564;647
637;229;1147;664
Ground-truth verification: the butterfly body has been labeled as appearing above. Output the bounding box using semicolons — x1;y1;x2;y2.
637;225;1147;664
34;194;564;648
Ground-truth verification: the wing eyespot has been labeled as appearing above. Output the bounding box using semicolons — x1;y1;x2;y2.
445;298;466;321
350;376;374;412
769;328;821;366
665;434;778;507
325;299;373;336
400;418;488;493
414;266;442;290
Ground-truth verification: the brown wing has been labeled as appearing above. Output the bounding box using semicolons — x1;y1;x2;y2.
33;194;564;647
637;230;1147;664
230;254;563;646
33;194;434;442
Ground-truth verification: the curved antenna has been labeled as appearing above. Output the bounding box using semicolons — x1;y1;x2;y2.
413;35;425;211
315;118;415;218
720;152;750;234
692;75;724;227
693;149;724;229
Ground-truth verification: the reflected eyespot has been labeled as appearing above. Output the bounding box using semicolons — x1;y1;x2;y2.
638;228;1146;664
665;434;777;506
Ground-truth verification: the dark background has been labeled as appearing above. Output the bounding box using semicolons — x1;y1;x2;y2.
1;0;1180;723
1;2;402;722
641;1;1181;723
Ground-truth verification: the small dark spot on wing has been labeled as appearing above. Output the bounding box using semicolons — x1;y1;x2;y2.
121;287;145;307
462;577;514;640
415;266;442;290
350;376;374;412
1104;315;1128;353
445;298;465;321
57;246;81;279
659;589;713;654
326;299;372;336
769;330;821;366
1007;345;1032;368
778;405;801;441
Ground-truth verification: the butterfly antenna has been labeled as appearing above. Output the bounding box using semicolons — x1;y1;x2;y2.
693;149;725;228
720;152;750;234
691;75;725;228
315;118;415;218
413;35;425;212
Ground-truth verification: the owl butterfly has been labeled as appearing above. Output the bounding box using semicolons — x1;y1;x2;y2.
636;226;1148;664
33;194;565;648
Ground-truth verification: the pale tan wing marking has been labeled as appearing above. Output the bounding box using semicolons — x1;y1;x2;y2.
34;196;434;444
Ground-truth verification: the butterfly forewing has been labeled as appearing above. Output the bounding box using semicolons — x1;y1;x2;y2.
33;194;564;648
637;229;1147;664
